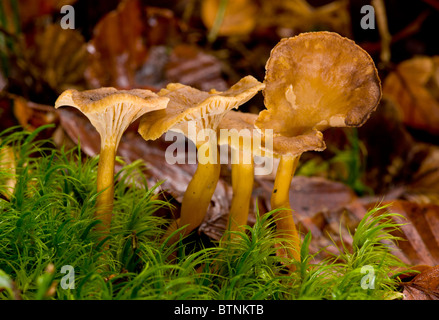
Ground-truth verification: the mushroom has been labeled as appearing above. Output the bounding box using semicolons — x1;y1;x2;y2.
138;76;264;244
217;111;257;235
55;88;169;236
218;110;325;238
256;32;382;265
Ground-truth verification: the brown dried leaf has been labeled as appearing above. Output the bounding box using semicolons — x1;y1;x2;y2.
4;0;76;30
259;0;352;37
383;56;439;136
164;44;228;91
358;97;415;193
403;143;439;205
356;97;439;204
403;265;439;300
30;24;88;93
201;0;258;37
375;201;439;267
84;0;148;89
11;94;58;131
4;23;87;99
0;92;58;136
144;7;181;47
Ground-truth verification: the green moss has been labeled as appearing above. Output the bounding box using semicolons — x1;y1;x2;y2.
0;126;407;300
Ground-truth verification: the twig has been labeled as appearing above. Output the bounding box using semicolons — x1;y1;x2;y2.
207;0;229;43
360;10;430;55
372;0;391;65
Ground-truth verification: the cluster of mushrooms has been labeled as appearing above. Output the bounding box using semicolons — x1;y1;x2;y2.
55;32;382;270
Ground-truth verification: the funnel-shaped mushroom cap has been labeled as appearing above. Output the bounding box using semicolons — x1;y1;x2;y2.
55;87;169;147
138;76;264;145
219;111;325;158
256;32;382;137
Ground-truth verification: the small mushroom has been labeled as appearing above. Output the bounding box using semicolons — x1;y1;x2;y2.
256;32;382;266
138;76;264;244
218;110;324;238
217;111;257;235
55;88;169;236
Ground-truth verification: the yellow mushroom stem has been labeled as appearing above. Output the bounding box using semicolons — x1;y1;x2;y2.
163;143;221;245
271;154;301;266
226;151;254;236
95;139;117;236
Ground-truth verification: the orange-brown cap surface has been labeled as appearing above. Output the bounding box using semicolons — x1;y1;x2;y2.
256;32;382;138
138;76;264;145
219;110;325;158
55;87;169;147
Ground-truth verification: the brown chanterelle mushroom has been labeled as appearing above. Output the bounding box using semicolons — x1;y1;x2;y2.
218;110;325;238
217;111;258;235
55;88;169;236
256;32;382;266
138;76;264;245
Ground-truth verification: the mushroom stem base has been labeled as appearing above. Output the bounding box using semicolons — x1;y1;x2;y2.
163;151;221;245
271;155;301;268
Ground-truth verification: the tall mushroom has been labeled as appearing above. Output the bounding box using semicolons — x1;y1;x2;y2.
256;32;382;265
138;76;264;245
55;88;169;236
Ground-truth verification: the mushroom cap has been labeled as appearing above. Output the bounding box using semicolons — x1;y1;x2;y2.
138;75;264;145
256;31;382;138
218;111;325;158
55;87;169;146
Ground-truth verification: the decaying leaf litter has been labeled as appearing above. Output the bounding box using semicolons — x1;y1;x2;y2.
1;0;439;300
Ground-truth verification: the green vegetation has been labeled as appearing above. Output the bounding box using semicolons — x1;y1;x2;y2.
297;128;372;195
0;126;407;300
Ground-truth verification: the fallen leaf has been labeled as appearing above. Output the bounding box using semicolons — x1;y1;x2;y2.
0;92;58;136
201;0;258;38
383;56;439;136
164;44;228;91
84;0;148;88
372;200;439;267
144;7;181;47
258;0;352;37
31;24;88;93
402;265;439;300
12;94;59;131
403;143;439;205
3;23;88;103
16;0;77;27
356;97;439;205
358;97;415;194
